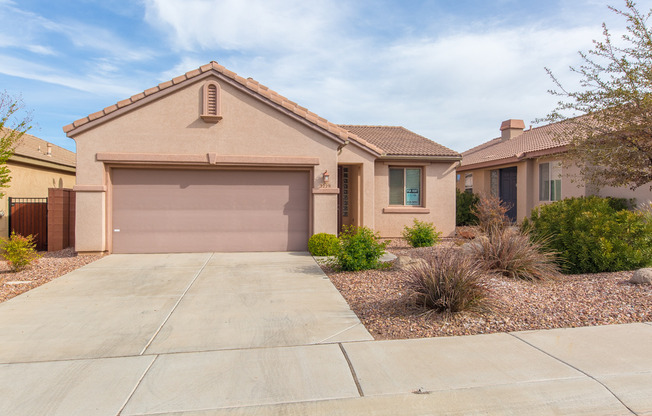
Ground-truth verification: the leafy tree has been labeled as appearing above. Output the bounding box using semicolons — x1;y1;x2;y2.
543;0;652;190
0;91;32;198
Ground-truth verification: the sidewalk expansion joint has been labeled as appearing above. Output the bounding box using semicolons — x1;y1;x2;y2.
317;323;361;344
116;354;158;416
339;343;364;397
139;253;214;356
508;332;638;416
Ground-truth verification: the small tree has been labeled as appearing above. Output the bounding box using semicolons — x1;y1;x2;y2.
0;91;32;198
542;1;652;190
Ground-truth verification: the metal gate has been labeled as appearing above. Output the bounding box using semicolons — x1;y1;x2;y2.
8;197;48;251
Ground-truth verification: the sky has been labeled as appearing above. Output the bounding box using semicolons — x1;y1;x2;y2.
1;0;651;153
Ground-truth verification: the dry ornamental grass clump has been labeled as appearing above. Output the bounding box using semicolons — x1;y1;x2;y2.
469;227;562;281
404;248;495;315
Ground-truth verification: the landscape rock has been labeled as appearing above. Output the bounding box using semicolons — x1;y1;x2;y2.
394;256;428;271
629;268;652;285
461;236;488;255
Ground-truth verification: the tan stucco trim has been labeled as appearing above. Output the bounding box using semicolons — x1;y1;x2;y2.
73;185;107;192
312;188;340;194
9;154;76;173
96;152;320;167
382;207;431;214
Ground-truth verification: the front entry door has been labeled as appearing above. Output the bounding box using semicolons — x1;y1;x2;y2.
499;167;517;222
337;165;356;235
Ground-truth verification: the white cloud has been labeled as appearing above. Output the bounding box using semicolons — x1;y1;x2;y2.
143;0;349;52
0;2;154;63
142;0;622;151
0;55;139;96
221;24;596;149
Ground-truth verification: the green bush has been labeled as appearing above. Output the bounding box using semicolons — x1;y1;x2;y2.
468;228;561;281
606;197;635;212
336;226;389;271
456;189;479;226
0;232;40;271
404;248;493;315
524;196;652;274
402;219;441;248
307;233;339;256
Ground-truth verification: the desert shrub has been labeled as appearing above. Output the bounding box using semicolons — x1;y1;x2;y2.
472;193;511;234
456;189;479;226
524;196;652;274
606;197;635;212
468;227;561;281
402;219;441;248
0;232;40;271
307;233;339;256
404;248;493;315
336;226;389;271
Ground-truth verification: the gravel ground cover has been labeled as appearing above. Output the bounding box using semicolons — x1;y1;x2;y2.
0;248;102;303
323;238;652;339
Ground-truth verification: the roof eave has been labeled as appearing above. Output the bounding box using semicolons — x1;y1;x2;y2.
9;154;76;172
458;145;566;172
380;154;462;161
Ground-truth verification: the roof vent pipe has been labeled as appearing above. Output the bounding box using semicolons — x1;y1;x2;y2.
500;119;525;141
47;143;52;156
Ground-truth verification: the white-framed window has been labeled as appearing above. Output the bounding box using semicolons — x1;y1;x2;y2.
389;167;421;206
464;173;473;193
539;161;562;201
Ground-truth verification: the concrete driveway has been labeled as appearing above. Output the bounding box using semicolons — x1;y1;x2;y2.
1;252;651;415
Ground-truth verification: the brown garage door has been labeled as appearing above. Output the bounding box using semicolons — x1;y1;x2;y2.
111;169;310;253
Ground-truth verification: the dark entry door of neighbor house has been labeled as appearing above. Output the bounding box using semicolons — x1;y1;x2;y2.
499;167;517;222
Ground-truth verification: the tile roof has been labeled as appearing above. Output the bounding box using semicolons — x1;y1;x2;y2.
460;120;571;168
339;125;460;158
63;61;457;159
63;62;389;156
4;128;75;168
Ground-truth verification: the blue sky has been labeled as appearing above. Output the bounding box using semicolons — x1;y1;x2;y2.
1;0;651;153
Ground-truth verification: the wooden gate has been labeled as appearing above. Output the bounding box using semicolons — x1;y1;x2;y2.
8;197;48;251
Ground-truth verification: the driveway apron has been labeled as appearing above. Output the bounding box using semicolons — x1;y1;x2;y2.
1;252;650;415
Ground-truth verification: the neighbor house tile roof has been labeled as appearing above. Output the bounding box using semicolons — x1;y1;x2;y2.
460;121;570;169
339;125;460;157
4;128;75;168
63;61;455;159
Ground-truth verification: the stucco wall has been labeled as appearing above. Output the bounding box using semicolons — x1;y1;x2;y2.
0;160;75;238
374;160;457;237
72;74;369;252
457;157;590;222
594;182;652;207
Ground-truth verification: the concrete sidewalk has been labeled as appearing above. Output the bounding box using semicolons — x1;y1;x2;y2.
0;253;651;415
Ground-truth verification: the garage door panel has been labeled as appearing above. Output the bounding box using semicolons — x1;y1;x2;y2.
111;169;309;253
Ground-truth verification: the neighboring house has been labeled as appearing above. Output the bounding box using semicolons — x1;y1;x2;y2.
64;61;460;254
0;130;76;237
457;118;652;222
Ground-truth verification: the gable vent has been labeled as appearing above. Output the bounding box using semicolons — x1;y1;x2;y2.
201;81;223;122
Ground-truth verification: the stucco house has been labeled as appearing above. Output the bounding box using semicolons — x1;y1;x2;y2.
64;62;460;254
0;130;76;238
457;118;652;222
